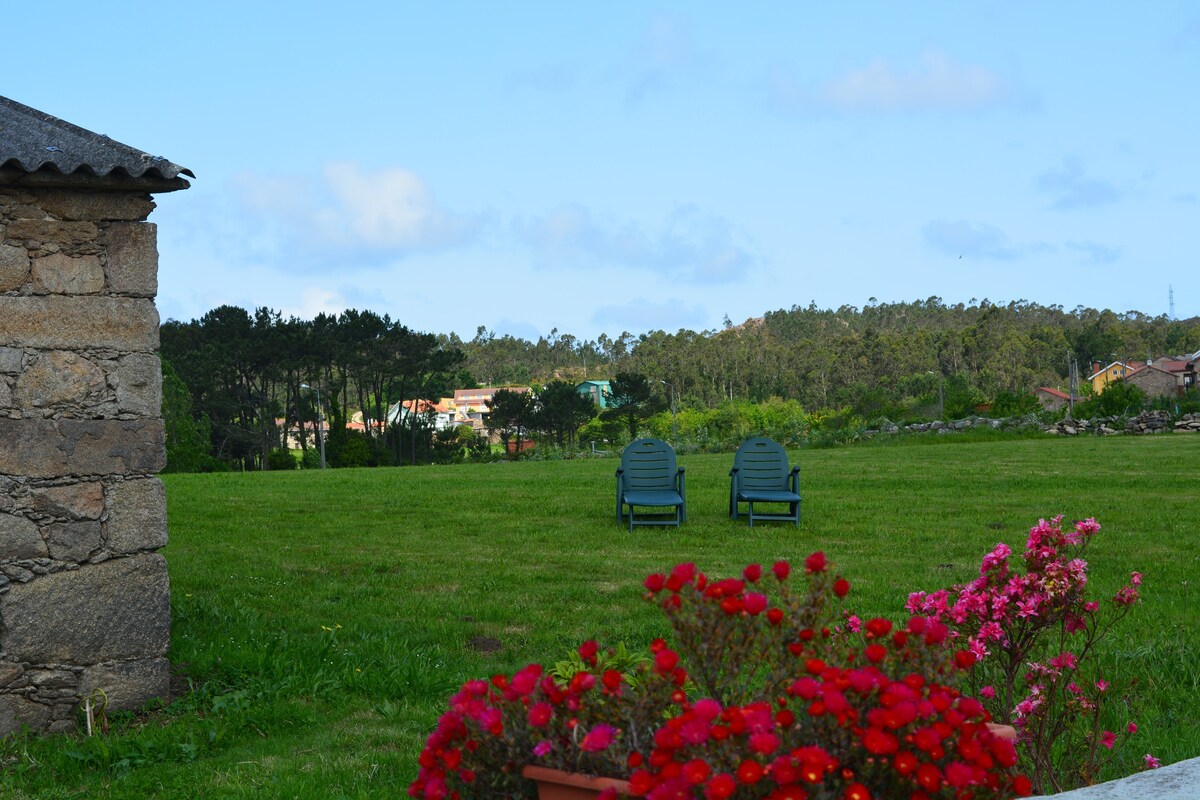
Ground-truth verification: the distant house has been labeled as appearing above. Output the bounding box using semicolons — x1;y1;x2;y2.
1186;351;1200;391
386;398;469;431
1145;358;1191;392
452;386;532;433
1124;364;1182;399
1034;387;1071;412
1087;361;1141;394
577;380;612;408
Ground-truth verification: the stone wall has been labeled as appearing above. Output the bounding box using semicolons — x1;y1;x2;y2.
0;186;169;735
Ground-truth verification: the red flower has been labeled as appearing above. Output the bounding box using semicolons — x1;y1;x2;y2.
744;593;769;615
805;552;827;573
578;640;598;664
705;773;737;799
744;563;763;583
644;573;666;593
773;560;791;581
843;782;872;800
916;763;943;792
833;578;851;597
683;758;711;784
862;727;899;755
893;751;918;776
671;562;696;583
737;759;764;784
654;648;681;673
767;607;785;626
527;702;552;727
865;618;893;638
579;723;617;752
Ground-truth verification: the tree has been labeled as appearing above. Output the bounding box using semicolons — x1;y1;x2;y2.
160;358;221;472
485;389;535;455
534;381;597;447
602;372;663;440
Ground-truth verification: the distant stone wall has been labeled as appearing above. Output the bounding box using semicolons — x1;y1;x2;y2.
0;187;169;735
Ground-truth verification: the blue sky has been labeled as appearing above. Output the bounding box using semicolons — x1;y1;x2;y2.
9;2;1198;341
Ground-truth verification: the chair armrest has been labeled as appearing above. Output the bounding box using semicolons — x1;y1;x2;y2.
789;466;800;493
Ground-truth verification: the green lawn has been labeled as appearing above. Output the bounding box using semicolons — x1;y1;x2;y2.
3;434;1198;798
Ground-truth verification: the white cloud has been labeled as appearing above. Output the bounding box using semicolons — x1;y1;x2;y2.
923;220;1020;260
1066;241;1121;265
1036;157;1122;210
228;162;482;267
281;287;352;321
514;203;754;284
772;50;1018;114
618;14;715;105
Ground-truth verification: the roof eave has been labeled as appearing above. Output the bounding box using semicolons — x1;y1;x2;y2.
0;165;190;193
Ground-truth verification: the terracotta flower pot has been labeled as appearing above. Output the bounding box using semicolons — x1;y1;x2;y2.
521;765;631;800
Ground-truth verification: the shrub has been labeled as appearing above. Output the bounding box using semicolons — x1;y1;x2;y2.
266;448;298;471
410;556;1030;799
908;516;1151;793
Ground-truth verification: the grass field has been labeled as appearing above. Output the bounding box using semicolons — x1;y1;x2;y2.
2;434;1198;798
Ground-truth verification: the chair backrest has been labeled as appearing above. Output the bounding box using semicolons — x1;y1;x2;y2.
619;438;678;491
732;437;792;490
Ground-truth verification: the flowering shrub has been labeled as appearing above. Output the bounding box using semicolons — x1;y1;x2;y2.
907;516;1152;793
410;555;1030;799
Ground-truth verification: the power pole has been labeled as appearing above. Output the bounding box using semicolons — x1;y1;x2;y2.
1067;353;1078;419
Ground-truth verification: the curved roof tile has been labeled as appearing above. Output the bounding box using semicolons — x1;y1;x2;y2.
0;95;192;186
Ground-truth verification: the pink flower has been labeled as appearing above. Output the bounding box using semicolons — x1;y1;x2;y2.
579;723;617;752
980;685;996;699
1095;679;1109;693
845;614;862;633
906;591;926;613
967;638;990;660
1144;753;1162;769
978;621;1004;641
1127;722;1138;734
1012;594;1041;618
1048;651;1078;671
1131;571;1142;586
532;740;552;757
1101;730;1116;750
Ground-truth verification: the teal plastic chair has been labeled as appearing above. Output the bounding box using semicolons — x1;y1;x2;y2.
615;438;686;532
729;437;801;527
